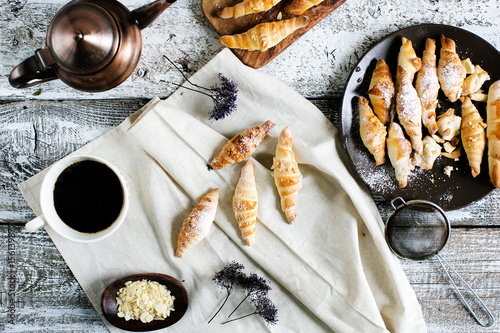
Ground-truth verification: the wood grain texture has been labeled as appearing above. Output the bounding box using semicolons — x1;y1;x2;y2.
1;0;499;99
0;99;147;223
1;223;498;332
202;0;346;68
1;0;500;331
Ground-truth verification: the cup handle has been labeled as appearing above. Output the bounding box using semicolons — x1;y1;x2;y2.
9;49;57;89
25;215;47;232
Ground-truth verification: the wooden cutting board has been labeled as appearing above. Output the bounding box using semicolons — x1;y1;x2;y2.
201;0;347;68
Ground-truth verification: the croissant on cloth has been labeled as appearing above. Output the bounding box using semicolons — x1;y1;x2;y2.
387;122;414;188
487;80;500;188
415;38;439;135
272;126;302;224
359;96;387;166
233;160;258;246
218;16;309;51
284;0;324;15
461;96;486;177
438;35;467;102
176;188;219;258
219;0;281;19
210;120;275;170
396;37;422;85
367;59;394;125
396;65;424;154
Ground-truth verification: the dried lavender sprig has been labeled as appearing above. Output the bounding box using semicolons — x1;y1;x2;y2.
208;261;245;323
208;73;238;121
228;273;271;318
163;55;238;121
221;293;278;326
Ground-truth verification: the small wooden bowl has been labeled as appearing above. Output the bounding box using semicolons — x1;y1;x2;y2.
101;273;188;331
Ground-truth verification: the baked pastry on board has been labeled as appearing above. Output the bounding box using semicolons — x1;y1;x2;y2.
219;0;281;19
201;0;347;68
284;0;325;15
219;16;309;51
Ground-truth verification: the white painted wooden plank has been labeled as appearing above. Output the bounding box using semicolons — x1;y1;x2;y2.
1;224;498;332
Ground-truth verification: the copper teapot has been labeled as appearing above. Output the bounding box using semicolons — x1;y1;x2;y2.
9;0;176;92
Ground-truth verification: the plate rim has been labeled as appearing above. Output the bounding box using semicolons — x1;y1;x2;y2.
340;23;499;211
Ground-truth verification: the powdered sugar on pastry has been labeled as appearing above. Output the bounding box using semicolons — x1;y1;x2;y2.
210;121;275;170
387;122;414;188
396;66;423;154
416;38;439;135
176;188;219;258
438;35;467;102
368;59;394;125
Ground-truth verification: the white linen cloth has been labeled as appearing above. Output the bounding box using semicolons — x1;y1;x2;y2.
18;48;426;333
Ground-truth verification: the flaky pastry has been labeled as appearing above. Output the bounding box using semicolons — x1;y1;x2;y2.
210;120;275;170
272;126;302;224
176;188;219;258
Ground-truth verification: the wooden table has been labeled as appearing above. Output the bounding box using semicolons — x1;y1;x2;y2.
0;0;498;332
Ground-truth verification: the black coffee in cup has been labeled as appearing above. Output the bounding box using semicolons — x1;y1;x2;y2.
53;160;124;233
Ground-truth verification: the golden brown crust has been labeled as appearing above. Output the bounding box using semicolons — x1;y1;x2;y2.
284;0;324;15
210;120;275;170
415;38;439;135
368;59;394;125
219;0;281;19
438;35;467;102
272;126;302;224
233;160;258;246
359;96;387;166
487;80;500;188
396;37;422;85
396;66;424;154
462;65;490;96
176;188;219;258
461;96;486;177
387;122;413;188
218;16;309;51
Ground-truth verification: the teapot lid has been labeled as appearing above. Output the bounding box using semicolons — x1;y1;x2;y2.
47;1;120;74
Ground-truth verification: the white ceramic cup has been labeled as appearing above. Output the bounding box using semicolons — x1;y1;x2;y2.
25;154;130;242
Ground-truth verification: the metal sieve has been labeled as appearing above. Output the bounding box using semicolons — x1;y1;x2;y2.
385;197;495;327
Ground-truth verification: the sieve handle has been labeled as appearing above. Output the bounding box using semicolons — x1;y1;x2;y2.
435;254;495;327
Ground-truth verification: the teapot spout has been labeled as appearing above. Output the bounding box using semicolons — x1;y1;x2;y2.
132;0;177;30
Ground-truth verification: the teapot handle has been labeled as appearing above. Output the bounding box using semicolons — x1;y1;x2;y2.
9;49;57;89
132;0;177;30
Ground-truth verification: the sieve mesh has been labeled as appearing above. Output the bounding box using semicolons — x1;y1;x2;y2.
386;201;449;260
